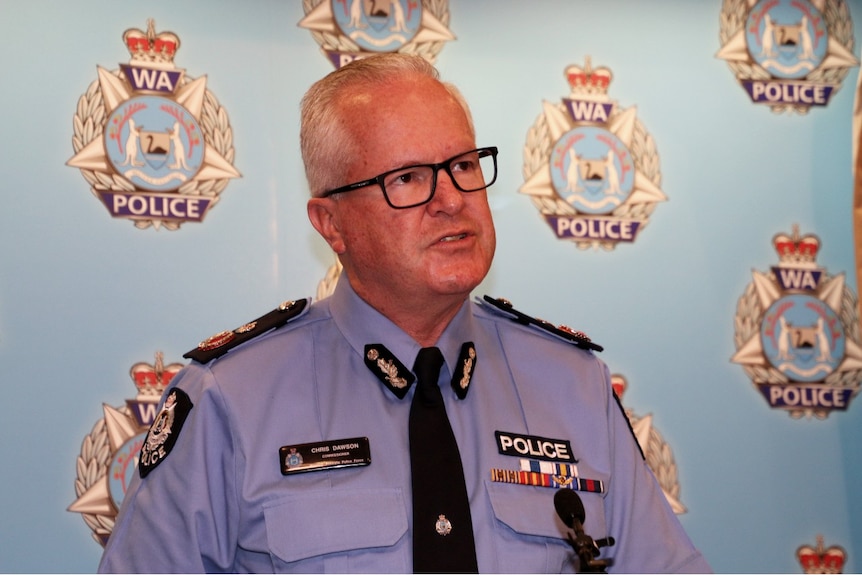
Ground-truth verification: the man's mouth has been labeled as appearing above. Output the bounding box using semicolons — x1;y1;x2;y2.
439;233;468;243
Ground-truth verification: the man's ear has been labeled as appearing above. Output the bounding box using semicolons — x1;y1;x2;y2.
307;198;347;254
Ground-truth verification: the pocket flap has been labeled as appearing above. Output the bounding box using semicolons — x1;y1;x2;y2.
264;487;408;563
487;480;569;539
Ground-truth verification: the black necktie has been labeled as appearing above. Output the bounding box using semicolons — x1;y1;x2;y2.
409;347;478;573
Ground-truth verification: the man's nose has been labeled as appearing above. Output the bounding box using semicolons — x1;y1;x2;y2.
427;169;465;212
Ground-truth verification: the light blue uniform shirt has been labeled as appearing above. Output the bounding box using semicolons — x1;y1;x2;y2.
99;277;710;573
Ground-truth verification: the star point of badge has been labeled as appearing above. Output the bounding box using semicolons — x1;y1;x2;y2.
519;56;666;250
67;19;240;230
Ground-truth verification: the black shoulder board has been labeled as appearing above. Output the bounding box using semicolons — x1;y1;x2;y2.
183;298;309;364
480;295;603;352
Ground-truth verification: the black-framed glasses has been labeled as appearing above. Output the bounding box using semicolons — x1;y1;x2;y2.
321;146;498;209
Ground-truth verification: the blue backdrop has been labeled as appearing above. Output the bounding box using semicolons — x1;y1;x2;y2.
0;1;859;572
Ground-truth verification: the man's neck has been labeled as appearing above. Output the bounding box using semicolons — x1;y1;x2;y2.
348;278;468;347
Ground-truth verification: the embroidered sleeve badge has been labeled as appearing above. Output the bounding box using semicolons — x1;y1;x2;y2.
138;387;193;477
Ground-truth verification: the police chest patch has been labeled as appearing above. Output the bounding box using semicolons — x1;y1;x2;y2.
139;388;193;477
495;431;576;463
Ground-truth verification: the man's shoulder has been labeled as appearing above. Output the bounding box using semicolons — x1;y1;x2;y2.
472;295;603;353
183;297;322;365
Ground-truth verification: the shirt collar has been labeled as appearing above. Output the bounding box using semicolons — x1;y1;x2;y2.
329;275;476;379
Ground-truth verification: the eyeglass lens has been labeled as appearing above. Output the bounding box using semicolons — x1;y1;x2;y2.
382;149;496;208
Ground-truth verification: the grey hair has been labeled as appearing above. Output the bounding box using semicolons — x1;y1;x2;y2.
300;53;475;197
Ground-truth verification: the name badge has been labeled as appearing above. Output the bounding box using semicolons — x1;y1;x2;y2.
279;437;371;475
495;430;576;463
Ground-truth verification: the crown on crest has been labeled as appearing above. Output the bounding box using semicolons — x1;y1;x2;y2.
797;535;846;574
773;224;820;267
565;56;613;95
123;19;180;66
611;374;628;400
130;351;182;399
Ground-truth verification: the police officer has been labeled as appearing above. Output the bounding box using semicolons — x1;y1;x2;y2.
99;54;711;573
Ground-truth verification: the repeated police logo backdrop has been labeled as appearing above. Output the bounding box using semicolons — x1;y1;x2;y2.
68;353;183;546
56;4;860;567
519;58;666;250
299;0;455;68
716;0;859;114
67;20;240;230
731;226;862;418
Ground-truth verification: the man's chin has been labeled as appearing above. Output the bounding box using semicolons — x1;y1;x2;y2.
427;269;488;298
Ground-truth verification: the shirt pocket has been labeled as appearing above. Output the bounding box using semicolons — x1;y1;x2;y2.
486;480;608;573
263;487;409;570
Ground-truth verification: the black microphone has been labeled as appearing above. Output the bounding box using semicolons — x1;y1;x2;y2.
553;489;614;573
554;488;586;530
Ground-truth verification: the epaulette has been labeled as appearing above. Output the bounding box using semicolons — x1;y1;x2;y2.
183;298;309;364
478;295;603;352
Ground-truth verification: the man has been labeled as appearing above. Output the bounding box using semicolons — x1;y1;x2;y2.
99;54;710;573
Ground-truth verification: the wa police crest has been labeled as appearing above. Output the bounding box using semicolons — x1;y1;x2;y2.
731;227;862;418
716;0;859;114
299;0;455;69
67;20;240;230
68;352;183;545
520;57;667;250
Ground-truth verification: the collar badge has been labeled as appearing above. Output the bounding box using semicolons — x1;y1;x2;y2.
365;344;415;399
451;342;476;399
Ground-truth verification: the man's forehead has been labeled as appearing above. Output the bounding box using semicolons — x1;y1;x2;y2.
342;75;451;108
346;89;467;128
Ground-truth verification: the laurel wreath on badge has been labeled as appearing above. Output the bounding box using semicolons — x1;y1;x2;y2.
733;270;862;417
70;73;236;231
522;103;662;251
626;410;687;515
718;0;856;115
71;413;124;545
302;0;451;63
